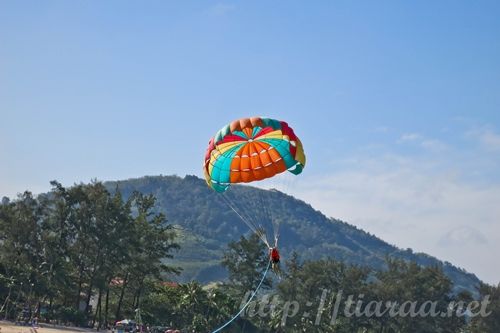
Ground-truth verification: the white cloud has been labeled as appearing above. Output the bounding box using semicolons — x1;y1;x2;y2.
477;129;500;151
208;3;236;16
291;151;500;285
466;126;500;151
372;126;389;133
420;139;448;152
398;133;448;152
439;226;488;246
399;133;422;142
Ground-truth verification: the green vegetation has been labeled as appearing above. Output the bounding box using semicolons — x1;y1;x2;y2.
221;233;499;332
469;283;500;332
107;175;481;294
1;176;498;332
140;280;246;332
0;181;179;328
222;233;273;298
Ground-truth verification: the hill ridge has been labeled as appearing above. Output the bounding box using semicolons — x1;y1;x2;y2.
104;174;480;294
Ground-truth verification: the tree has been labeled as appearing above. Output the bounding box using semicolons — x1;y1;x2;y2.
370;258;469;333
221;233;272;298
274;257;370;332
469;282;500;332
0;181;180;328
0;191;45;321
115;191;180;321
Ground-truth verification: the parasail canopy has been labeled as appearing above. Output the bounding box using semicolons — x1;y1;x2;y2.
204;116;306;193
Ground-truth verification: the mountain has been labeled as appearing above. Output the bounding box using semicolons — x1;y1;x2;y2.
105;175;480;294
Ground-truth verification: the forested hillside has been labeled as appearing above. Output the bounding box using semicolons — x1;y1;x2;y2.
1;177;495;331
106;175;480;294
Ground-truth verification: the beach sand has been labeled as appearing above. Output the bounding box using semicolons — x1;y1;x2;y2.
0;322;97;333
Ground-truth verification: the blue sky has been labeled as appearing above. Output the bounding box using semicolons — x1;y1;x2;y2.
1;1;500;283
